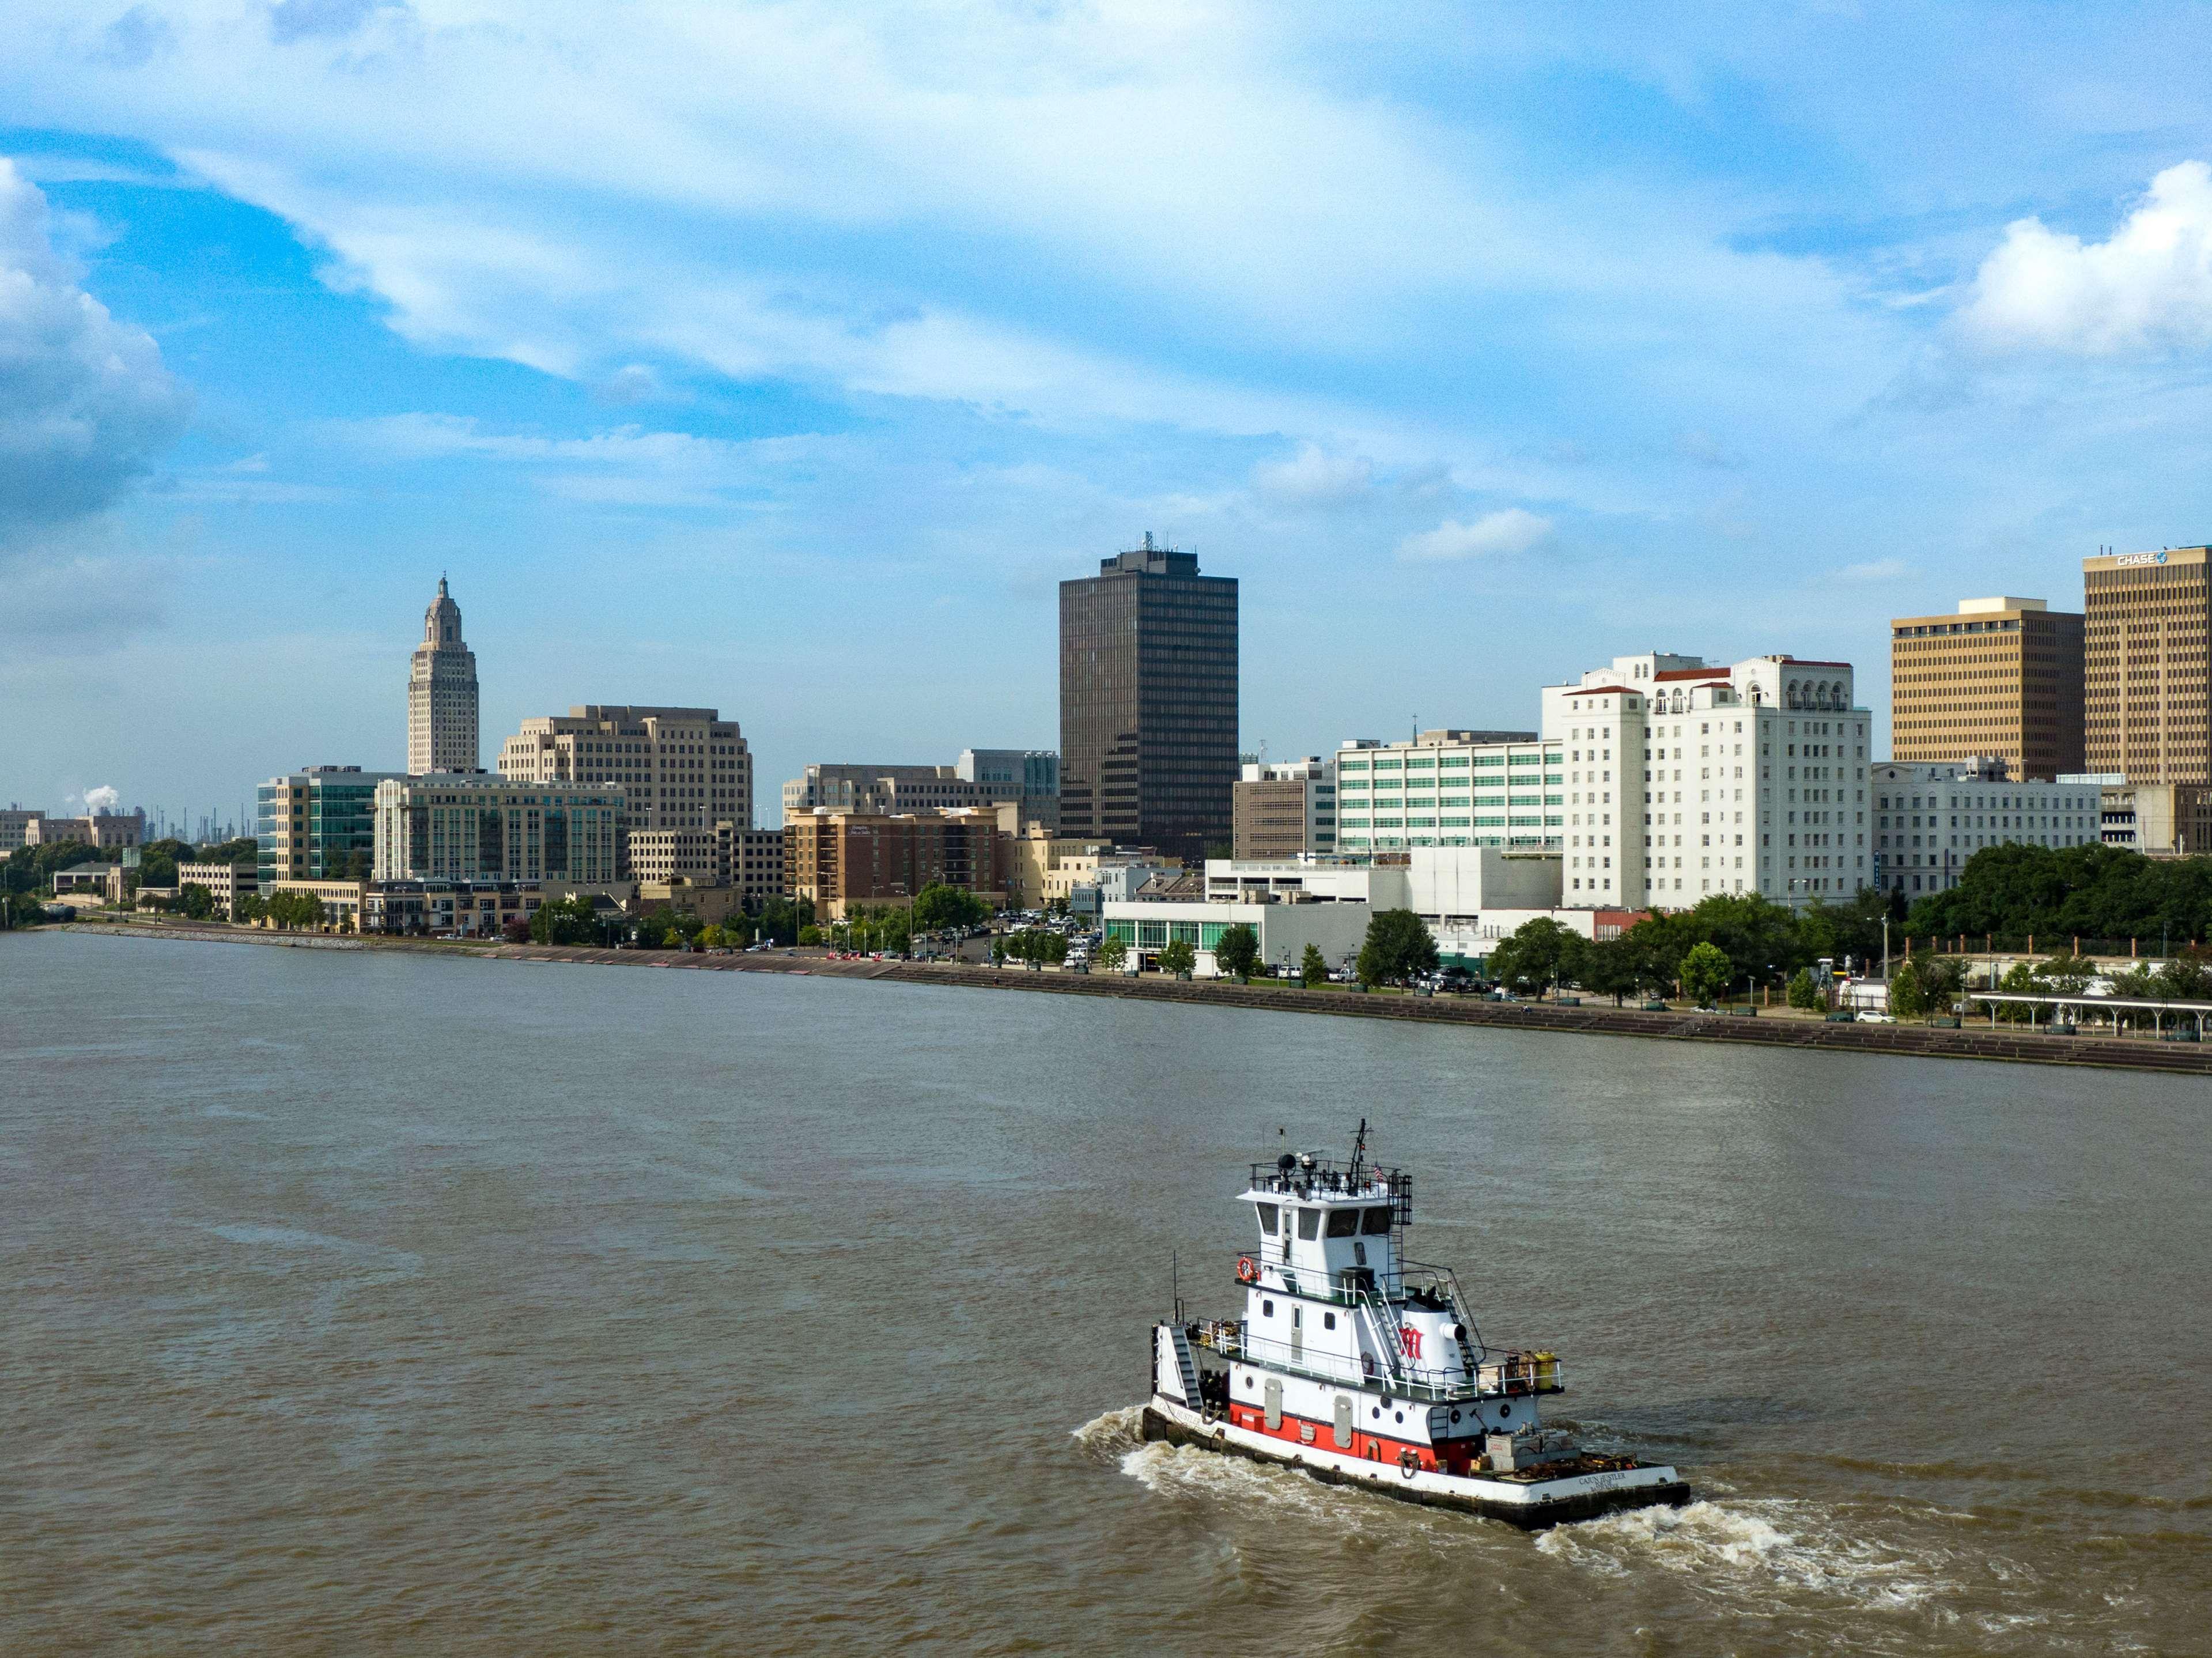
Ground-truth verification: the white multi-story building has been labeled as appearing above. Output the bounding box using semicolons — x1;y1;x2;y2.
1106;847;1627;975
1872;761;2101;895
501;705;751;832
1332;730;1555;857
1542;652;1872;910
408;577;480;775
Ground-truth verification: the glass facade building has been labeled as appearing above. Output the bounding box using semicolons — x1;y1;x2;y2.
257;766;402;893
1058;536;1238;862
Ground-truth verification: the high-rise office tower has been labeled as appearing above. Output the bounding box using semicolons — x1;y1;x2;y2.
408;577;480;774
1889;596;2085;780
1058;534;1238;862
2084;546;2212;783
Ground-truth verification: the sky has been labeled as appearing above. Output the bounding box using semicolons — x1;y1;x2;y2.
7;1;2212;830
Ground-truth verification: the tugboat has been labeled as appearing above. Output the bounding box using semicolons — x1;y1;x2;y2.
1143;1124;1690;1528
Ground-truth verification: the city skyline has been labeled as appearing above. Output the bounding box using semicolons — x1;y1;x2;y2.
10;8;2212;813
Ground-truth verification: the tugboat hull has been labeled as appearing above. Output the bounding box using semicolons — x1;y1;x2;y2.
1140;1399;1691;1531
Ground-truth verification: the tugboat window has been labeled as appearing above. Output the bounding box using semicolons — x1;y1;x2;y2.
1362;1207;1394;1236
1262;1300;1275;1317
1298;1208;1322;1241
1254;1203;1279;1233
1323;1313;1336;1330
1325;1209;1360;1238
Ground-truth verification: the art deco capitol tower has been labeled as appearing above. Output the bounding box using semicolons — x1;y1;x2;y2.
409;576;480;774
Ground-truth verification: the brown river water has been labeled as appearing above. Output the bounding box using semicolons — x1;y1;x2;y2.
3;930;2208;1655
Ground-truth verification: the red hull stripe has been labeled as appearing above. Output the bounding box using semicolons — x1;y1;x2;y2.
1196;1401;1483;1474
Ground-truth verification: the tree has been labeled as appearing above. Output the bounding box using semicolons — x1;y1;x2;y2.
234;893;267;925
176;882;217;921
2031;953;2099;995
1785;968;1822;1011
1005;927;1064;968
1574;935;1637;1004
530;894;600;945
502;915;532;943
1485;917;1586;997
1356;909;1438;987
265;890;324;930
698;924;726;949
1993;960;2040;1022
1300;943;1329;987
1907;841;2212;949
1680;941;1733;1007
2156;946;2212;1002
911;882;988;939
1214;923;1260;981
1157;938;1197;977
199;837;259;865
797;924;823;946
1888;955;1931;1020
756;896;814;946
1095;932;1129;972
1919;954;1965;1015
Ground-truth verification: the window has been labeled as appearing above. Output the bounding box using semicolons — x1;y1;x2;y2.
1254;1202;1278;1233
1262;1300;1275;1317
1298;1208;1321;1240
1362;1207;1393;1236
1324;1312;1337;1330
1326;1208;1359;1237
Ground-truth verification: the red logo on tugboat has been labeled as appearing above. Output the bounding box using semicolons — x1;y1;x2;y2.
1400;1327;1422;1358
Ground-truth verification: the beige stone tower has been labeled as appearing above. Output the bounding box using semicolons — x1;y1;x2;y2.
408;576;479;775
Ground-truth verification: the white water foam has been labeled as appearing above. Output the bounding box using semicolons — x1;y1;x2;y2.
1076;1405;1464;1542
1536;1498;1960;1615
1071;1404;1148;1459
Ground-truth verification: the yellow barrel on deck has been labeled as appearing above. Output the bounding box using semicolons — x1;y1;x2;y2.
1532;1351;1560;1391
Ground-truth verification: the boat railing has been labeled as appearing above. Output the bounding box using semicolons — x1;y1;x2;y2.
1198;1309;1565;1402
1212;1328;1482;1403
1232;1253;1485;1327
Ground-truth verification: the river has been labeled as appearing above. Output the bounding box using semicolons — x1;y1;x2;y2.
3;930;2206;1655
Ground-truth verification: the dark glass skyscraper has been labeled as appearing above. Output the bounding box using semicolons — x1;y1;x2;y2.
1059;535;1239;862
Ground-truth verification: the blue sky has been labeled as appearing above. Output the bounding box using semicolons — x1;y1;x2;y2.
7;2;2212;829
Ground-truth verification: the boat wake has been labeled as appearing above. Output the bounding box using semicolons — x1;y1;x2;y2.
1071;1404;1149;1459
1536;1497;1960;1614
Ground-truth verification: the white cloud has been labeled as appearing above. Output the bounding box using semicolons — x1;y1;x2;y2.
1959;161;2212;356
0;156;191;527
1250;442;1372;509
81;784;120;813
1840;556;1907;582
0;0;1896;473
1397;508;1553;563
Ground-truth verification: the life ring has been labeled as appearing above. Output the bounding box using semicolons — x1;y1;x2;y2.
1398;1448;1419;1480
1236;1257;1258;1283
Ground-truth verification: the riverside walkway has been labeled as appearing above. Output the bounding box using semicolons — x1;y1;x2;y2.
498;944;2212;1078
